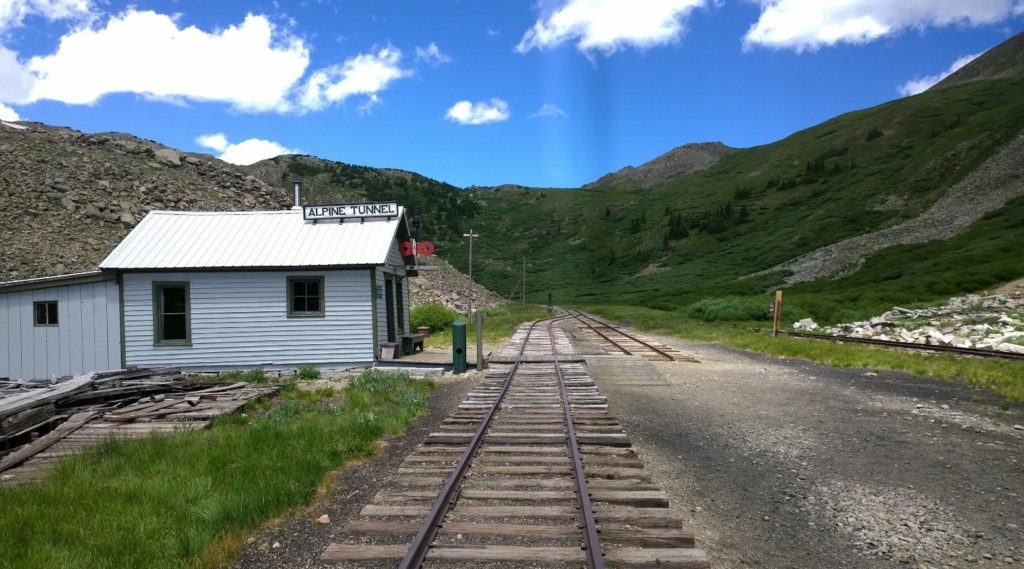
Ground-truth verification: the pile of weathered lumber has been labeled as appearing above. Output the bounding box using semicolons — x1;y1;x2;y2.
0;369;281;484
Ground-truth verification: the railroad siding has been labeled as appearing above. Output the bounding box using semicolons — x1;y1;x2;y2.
122;270;374;369
0;280;120;380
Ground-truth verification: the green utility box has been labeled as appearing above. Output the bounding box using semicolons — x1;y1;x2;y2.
452;320;467;373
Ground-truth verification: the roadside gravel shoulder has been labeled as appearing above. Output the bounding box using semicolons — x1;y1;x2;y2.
599;330;1024;569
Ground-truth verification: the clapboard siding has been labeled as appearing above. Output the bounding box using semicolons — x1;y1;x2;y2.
0;280;121;380
122;270;373;368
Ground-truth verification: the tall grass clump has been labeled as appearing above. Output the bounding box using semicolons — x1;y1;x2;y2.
0;371;433;569
296;364;320;380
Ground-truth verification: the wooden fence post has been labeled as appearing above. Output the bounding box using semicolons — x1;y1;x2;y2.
772;290;783;337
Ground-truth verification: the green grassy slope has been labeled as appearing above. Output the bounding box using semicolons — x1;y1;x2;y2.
444;78;1024;322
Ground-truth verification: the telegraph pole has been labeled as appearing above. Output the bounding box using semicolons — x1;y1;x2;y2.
463;230;479;316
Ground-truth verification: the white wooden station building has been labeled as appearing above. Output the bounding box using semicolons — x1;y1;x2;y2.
0;203;417;380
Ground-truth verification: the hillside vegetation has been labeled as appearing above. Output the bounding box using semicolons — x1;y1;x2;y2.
243;154;482;243
442;76;1024;324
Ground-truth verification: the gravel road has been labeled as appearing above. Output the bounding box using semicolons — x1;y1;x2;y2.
600;331;1024;569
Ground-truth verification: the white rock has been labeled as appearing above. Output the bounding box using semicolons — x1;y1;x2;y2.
996;343;1024;355
794;318;819;331
316;514;331;524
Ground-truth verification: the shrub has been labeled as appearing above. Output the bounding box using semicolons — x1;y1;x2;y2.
686;296;771;322
297;364;320;380
411;303;461;332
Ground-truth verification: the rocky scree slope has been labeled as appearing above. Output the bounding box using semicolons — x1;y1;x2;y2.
0;122;502;307
752;131;1024;285
409;256;502;311
583;141;735;189
0;121;290;281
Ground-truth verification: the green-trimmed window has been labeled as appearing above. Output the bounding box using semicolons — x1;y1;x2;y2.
154;282;190;345
33;301;58;326
288;276;325;317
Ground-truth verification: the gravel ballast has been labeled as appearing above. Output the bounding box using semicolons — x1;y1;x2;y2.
596;329;1024;569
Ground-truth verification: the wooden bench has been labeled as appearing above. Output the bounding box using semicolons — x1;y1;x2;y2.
401;334;425;355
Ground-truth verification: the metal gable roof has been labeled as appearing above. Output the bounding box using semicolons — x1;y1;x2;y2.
100;209;406;270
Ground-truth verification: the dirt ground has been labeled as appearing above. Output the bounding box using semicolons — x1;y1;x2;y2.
603;329;1024;569
233;327;1024;569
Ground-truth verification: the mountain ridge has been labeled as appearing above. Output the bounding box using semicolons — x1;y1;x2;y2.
583;141;736;189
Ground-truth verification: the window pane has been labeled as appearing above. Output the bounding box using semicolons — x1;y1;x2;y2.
47;302;58;325
163;314;187;340
162;287;186;313
293;281;306;297
294;296;307;312
35;303;47;325
306;281;319;296
306;297;320;312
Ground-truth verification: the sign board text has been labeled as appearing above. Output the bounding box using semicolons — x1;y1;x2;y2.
303;202;398;221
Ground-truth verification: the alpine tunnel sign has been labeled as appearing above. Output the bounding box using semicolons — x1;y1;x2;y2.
303;202;399;221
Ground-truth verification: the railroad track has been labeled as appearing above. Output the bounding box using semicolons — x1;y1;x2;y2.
322;317;709;568
781;330;1024;361
566;311;684;362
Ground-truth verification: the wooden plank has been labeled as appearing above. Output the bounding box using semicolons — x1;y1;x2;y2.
105;399;185;422
604;547;710;568
321;544;585;563
0;411;96;473
343;520;580;537
0;373;96;420
601;527;695;548
0;404;55;437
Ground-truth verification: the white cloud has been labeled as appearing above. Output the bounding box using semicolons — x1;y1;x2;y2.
298;45;410;112
0;102;19;121
0;46;33;104
414;42;451;65
898;53;981;96
445;98;510;125
0;0;93;31
531;103;567;118
22;10;309;112
194;132;229;153
744;0;1024;51
196;133;298;165
516;0;708;55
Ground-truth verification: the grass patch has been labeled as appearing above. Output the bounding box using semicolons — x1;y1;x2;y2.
296;364;320;380
0;370;433;569
586;304;1024;402
424;303;552;349
215;368;268;384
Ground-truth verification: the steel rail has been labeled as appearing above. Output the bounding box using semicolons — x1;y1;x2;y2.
398;319;546;569
571;311;676;361
782;330;1024;361
568;311;632;355
547;319;605;569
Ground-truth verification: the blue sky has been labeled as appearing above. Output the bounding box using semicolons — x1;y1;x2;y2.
1;1;1022;188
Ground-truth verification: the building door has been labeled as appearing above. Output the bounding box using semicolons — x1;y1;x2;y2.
395;277;404;335
385;278;396;343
